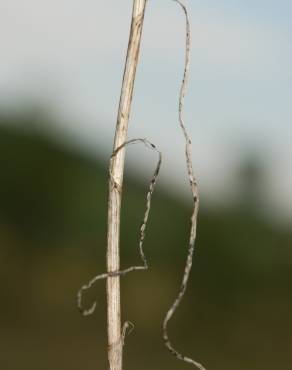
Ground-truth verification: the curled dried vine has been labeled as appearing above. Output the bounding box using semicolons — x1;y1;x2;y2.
162;1;206;370
77;138;162;317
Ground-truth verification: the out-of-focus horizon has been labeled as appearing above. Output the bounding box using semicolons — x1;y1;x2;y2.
1;0;292;222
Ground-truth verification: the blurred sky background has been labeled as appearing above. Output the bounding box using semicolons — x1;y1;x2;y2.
1;0;292;222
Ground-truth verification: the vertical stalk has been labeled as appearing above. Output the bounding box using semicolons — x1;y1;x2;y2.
106;1;147;370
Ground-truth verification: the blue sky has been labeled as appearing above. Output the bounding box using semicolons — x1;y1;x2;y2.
0;0;291;221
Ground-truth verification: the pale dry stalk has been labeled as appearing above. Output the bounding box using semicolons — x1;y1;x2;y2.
106;1;147;370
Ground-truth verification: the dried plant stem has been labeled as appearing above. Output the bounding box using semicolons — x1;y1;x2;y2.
106;1;147;370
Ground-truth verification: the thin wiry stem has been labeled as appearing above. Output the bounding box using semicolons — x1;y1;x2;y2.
162;1;206;370
77;138;162;317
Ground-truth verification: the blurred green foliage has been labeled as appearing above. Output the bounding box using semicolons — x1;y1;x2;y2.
0;114;291;370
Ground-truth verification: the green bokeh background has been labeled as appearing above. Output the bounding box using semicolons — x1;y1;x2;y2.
1;114;291;370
